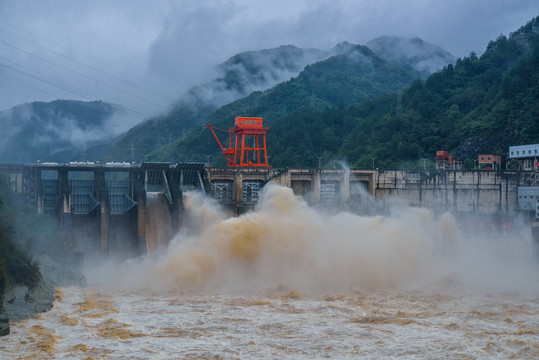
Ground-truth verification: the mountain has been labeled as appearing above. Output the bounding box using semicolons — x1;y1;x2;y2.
0;38;456;165
148;43;427;164
277;16;539;169
0;100;133;163
104;39;454;163
155;16;538;169
367;36;456;75
102;45;332;162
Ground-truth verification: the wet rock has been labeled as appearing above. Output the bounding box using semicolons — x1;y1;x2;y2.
2;254;86;328
3;284;54;322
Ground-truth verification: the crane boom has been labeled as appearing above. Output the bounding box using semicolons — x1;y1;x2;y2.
207;123;226;152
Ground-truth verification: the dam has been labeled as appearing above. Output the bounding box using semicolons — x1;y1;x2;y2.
1;162;538;260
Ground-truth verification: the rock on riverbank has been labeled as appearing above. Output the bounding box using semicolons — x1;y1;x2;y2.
1;254;86;335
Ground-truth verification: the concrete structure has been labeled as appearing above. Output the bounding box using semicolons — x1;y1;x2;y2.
507;144;539;225
3;164;533;218
206;167;375;214
375;170;517;215
0;162;207;260
3;162;538;258
206;167;531;217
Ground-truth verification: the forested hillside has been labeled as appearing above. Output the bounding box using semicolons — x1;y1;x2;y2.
0;38;454;165
105;38;452;163
335;16;539;169
166;17;538;169
101;45;331;162
149;44;425;164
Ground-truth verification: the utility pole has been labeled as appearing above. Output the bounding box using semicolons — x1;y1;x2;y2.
372;157;376;170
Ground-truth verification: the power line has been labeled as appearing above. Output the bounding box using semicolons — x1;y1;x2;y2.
0;19;177;98
0;58;148;118
0;22;175;103
0;57;97;100
0;72;60;99
1;40;169;111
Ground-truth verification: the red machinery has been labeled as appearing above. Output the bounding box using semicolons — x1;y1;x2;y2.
207;117;271;167
435;150;454;168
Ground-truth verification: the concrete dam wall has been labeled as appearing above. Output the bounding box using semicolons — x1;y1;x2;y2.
2;163;537;260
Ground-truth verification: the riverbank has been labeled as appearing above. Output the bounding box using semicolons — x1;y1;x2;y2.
1;254;86;336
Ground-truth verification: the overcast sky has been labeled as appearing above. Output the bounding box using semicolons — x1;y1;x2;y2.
0;0;537;117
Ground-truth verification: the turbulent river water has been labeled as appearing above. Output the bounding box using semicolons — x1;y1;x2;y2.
2;184;539;359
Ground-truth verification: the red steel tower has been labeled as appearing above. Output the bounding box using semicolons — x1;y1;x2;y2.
207;117;270;167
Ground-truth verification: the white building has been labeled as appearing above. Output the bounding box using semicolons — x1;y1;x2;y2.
509;144;539;171
509;144;539;159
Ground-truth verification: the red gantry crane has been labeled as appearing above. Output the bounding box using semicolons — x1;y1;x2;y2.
207;117;270;167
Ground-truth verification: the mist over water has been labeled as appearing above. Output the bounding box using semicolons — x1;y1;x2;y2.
5;183;539;359
87;184;538;296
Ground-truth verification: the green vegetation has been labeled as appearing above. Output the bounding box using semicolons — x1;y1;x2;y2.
163;17;539;169
149;44;424;165
334;17;539;169
102;45;329;163
2;20;537;171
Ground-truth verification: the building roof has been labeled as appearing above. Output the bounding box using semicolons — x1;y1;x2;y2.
509;144;539;159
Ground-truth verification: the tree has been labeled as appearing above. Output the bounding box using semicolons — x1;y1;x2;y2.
463;158;474;170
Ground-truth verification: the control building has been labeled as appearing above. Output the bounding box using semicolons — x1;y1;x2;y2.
509;144;539;171
477;154;501;170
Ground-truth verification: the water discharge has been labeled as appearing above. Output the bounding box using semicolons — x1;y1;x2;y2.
4;184;539;359
90;183;538;295
145;192;173;253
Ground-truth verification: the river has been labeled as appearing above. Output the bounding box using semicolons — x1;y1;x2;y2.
1;184;538;359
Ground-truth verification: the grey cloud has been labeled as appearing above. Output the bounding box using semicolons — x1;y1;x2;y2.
0;0;538;116
367;36;456;74
148;0;240;89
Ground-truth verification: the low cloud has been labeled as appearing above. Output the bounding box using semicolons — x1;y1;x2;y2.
0;0;537;116
0;102;137;162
